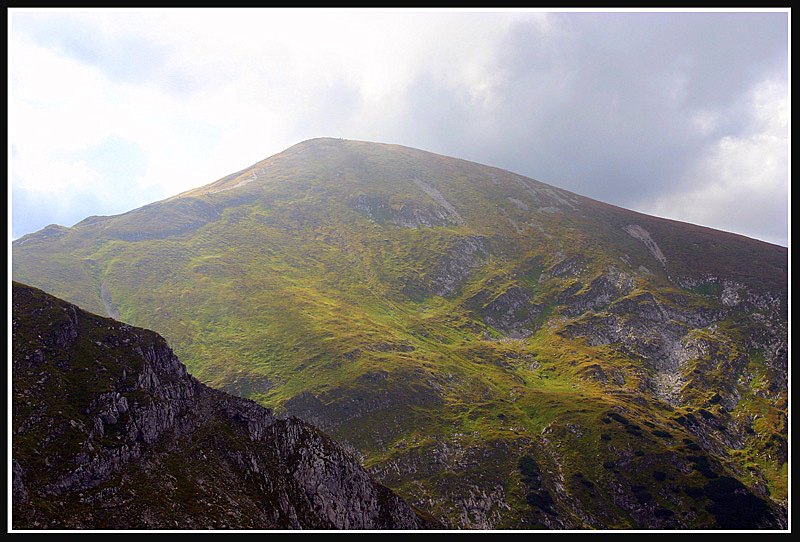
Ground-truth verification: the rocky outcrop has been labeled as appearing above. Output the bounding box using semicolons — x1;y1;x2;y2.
547;255;587;278
397;235;488;299
352;193;457;229
560;268;636;316
427;236;487;297
467;285;540;338
622;224;667;269
12;282;438;530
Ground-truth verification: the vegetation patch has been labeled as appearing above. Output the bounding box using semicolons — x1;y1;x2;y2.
687;455;717;479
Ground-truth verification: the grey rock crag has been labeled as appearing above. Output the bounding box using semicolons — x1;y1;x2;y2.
12;281;438;530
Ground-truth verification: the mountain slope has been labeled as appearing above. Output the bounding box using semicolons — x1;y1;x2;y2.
12;137;788;528
12;281;438;530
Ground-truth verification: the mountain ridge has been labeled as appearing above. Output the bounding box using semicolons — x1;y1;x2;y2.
14;138;787;291
178;137;788;245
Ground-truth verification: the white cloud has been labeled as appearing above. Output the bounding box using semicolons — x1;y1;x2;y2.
9;9;789;246
11;10;539;200
639;77;788;245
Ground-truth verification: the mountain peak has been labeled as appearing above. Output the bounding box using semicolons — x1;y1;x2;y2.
12;139;787;529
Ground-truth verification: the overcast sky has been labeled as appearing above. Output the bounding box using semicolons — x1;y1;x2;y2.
9;8;790;246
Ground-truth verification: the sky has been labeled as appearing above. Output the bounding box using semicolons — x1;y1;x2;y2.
8;8;790;246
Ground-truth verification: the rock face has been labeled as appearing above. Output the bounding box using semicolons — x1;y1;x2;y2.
11;282;438;530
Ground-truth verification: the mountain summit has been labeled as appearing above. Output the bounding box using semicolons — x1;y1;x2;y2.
12;138;788;528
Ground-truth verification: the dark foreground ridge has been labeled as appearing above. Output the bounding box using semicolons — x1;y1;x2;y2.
11;281;440;530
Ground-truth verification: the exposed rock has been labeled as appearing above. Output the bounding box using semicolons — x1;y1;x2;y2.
562;268;636;316
352;193;457;229
412;177;466;227
622;224;667;269
548;255;587;278
12;282;438;530
467;285;540;338
428;236;487;297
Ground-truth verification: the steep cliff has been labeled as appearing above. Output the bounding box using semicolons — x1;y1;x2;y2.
12;281;438;530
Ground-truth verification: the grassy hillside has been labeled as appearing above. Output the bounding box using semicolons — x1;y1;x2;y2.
12;138;787;528
11;282;439;530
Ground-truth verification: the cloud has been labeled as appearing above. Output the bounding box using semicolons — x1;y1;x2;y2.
383;11;789;245
10;134;159;239
9;9;789;246
638;77;789;246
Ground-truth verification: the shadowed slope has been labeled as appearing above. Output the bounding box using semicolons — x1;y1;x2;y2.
12;281;439;530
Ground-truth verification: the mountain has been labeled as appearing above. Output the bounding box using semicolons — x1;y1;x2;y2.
12;137;788;529
11;281;438;530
